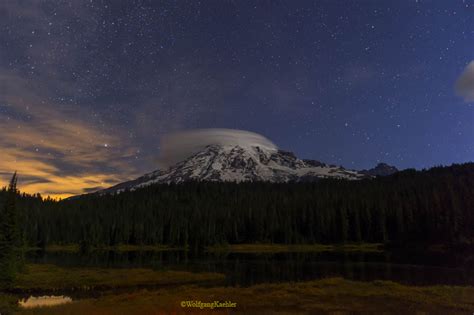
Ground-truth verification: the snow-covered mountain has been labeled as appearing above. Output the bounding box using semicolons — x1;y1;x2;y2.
99;144;368;195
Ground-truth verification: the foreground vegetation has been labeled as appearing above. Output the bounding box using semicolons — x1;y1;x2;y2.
14;277;474;314
1;261;472;314
0;264;225;314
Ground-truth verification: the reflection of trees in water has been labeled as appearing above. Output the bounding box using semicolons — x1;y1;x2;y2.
26;249;474;286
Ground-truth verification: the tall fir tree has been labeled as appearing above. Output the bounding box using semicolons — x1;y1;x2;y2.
0;173;22;287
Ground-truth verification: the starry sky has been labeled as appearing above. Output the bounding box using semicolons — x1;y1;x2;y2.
1;0;473;198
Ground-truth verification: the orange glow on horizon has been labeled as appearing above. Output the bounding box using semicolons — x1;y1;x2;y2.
0;76;140;199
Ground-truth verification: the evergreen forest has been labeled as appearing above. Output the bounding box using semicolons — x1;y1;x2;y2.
1;163;473;249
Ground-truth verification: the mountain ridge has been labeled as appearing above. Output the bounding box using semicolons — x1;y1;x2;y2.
95;144;397;196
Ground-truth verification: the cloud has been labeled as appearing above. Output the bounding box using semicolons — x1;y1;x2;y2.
158;129;277;168
0;71;140;199
0;2;288;198
0;2;193;198
455;61;474;102
0;2;142;198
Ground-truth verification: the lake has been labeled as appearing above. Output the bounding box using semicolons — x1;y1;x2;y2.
26;247;474;288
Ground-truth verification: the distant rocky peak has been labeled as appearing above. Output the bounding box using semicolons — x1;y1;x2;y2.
360;163;398;177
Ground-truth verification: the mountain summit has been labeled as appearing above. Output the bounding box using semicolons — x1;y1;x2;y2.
360;163;399;177
95;128;398;195
99;144;367;194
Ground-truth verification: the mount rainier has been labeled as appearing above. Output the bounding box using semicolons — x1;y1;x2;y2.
98;143;396;195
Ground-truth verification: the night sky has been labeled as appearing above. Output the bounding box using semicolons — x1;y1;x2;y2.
1;1;473;198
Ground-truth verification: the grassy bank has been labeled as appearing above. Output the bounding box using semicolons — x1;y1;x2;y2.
207;243;383;253
16;277;474;314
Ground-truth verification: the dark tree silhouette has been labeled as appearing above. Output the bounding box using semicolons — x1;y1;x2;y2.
1;163;473;249
0;173;22;286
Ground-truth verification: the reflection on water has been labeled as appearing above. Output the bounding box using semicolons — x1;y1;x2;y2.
26;248;474;287
19;295;72;308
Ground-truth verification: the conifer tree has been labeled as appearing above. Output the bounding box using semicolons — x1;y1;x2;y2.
0;173;22;287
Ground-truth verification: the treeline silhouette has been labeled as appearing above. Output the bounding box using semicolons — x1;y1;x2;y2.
1;163;473;249
0;173;24;288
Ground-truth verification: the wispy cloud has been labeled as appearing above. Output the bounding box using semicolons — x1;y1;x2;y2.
0;2;145;198
0;71;139;198
455;61;474;102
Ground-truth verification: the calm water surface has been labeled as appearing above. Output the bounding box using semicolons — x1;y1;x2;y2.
26;248;474;287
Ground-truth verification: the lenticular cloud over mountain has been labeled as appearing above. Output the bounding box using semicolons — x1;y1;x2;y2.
158;129;278;168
